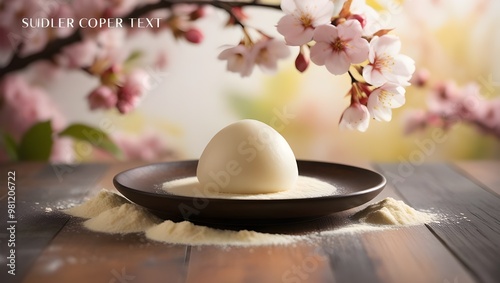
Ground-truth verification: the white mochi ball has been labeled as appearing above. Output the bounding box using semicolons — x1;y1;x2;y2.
196;119;298;194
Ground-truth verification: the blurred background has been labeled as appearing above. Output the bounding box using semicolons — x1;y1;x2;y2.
1;0;499;164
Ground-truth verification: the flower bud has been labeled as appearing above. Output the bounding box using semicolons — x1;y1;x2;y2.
410;68;430;87
184;28;204;44
348;14;366;28
189;7;206;21
295;46;310;73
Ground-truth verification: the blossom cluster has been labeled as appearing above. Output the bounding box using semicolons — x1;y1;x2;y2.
218;0;415;131
0;0;207;161
1;0;207;115
404;77;500;138
0;0;417;162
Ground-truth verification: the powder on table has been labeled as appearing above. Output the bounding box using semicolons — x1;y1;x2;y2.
163;176;337;200
64;189;130;218
145;220;302;246
354;197;436;226
84;203;162;234
62;190;439;246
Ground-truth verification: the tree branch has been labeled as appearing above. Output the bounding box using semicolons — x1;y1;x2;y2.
0;0;281;78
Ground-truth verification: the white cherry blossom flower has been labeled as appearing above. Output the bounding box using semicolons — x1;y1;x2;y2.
219;38;290;77
339;102;370;132
218;44;254;77
363;35;415;87
252;39;290;73
367;83;406;121
310;20;369;75
277;0;335;46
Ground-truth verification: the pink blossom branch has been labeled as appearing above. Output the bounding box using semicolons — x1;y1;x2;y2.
0;0;280;78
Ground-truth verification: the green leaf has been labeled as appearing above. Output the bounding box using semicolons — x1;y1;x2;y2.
125;50;142;64
59;123;122;159
18;120;53;161
1;132;18;161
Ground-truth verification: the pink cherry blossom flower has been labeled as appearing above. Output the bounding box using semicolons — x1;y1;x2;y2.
49;2;75;38
0;75;66;140
310;20;369;75
88;85;118;110
349;0;384;36
50;137;75;163
480;98;500;136
58;40;99;68
276;0;335;46
20;28;49;56
110;131;174;161
116;70;151;114
367;83;406;121
72;0;106;19
218;44;254;77
402;109;428;134
106;0;137;17
339;102;370;132
363;35;415;87
252;38;290;73
0;26;14;67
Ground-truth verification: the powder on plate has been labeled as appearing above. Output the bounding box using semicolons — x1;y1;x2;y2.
163;176;337;199
145;220;302;246
64;189;130;218
84;203;162;234
354;197;436;226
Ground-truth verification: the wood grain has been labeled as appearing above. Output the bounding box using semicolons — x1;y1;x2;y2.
0;163;107;283
376;163;500;283
453;161;500;195
2;161;495;283
22;218;189;283
183;160;476;283
21;161;189;283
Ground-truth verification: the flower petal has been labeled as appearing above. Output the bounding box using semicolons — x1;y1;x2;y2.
325;51;350;75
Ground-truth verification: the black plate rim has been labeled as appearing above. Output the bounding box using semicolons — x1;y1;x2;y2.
113;159;386;203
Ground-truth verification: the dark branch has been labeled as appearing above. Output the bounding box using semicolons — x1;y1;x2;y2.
0;0;281;78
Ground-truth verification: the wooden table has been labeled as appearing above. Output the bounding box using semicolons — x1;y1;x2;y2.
1;160;499;283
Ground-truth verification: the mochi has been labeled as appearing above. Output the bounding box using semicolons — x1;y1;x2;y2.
196;119;298;194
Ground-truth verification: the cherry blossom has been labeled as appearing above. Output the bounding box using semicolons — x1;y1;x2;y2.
363;35;415;87
276;0;335;46
112;131;173;161
349;0;385;36
0;27;14;67
339;102;370;132
58;40;99;68
218;44;254;77
367;83;406;121
0;75;66;140
310;20;369;75
252;38;290;73
116;69;151;114
88;85;118;110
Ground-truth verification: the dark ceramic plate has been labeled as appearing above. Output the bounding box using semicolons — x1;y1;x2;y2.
113;160;386;225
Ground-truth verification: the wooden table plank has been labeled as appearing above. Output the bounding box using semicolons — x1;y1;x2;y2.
453;161;500;195
1;161;491;283
183;160;476;283
186;243;334;283
21;161;190;283
376;163;500;283
22;218;189;283
0;163;108;283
